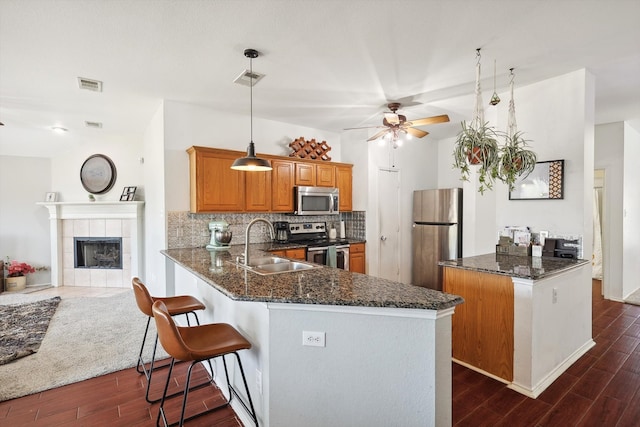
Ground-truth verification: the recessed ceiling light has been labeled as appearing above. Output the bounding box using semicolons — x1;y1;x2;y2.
52;126;68;133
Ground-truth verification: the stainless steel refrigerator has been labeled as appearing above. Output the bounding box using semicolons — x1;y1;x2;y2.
411;188;462;290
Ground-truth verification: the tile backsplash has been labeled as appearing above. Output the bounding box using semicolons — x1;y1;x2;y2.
167;211;366;249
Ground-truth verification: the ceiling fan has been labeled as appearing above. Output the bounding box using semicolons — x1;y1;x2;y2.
345;102;450;144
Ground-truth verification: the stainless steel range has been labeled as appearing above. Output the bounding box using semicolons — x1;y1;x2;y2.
288;221;350;271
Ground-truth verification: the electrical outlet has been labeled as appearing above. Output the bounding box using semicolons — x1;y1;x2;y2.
176;227;183;237
256;369;262;395
552;288;558;304
302;331;325;347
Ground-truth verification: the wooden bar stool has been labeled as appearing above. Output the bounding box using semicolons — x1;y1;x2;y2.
152;300;259;427
132;277;210;403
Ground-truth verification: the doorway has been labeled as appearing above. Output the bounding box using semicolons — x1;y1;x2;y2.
377;168;400;282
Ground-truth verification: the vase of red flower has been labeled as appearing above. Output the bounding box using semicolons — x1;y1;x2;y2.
5;260;36;291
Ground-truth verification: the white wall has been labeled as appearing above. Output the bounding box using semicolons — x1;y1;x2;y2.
435;70;596;260
141;102;166;295
493;70;595;257
622;123;640;298
0;156;51;285
595;122;624;299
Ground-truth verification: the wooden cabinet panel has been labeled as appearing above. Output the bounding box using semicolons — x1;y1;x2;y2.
187;146;353;213
316;164;336;187
295;163;315;186
336;165;353;211
269;248;306;260
443;267;514;382
188;147;245;212
271;160;295;212
245;170;271;212
349;242;366;274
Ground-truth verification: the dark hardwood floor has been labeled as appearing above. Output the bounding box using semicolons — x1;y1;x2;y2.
2;280;639;426
0;359;242;426
453;280;640;426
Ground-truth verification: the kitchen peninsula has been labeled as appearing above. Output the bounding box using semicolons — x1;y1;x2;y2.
440;254;593;398
163;245;463;427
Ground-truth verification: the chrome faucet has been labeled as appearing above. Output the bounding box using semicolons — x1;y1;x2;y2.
244;218;275;267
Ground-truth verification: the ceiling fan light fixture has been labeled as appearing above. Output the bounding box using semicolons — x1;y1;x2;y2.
231;48;272;172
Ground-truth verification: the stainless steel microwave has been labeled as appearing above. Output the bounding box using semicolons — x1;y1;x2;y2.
294;186;339;215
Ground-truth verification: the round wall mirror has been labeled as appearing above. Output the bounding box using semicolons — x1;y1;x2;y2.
80;154;117;194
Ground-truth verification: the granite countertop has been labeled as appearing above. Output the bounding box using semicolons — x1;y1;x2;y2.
162;245;462;311
439;253;590;280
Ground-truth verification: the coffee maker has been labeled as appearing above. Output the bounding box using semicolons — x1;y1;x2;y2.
273;221;289;243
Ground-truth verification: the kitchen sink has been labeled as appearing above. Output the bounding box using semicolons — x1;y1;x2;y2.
229;257;320;275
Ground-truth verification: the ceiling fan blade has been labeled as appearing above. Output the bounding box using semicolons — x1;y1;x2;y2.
406;127;428;138
405;114;450;127
367;129;390;142
344;125;385;130
384;112;400;125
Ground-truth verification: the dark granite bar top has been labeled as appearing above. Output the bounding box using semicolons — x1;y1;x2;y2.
439;253;590;280
162;245;462;311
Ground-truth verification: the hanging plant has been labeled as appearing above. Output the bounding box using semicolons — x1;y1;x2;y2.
452;49;501;194
497;69;537;191
453;120;500;193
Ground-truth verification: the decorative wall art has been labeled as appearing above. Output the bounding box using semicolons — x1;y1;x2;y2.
509;160;564;200
120;186;137;201
45;192;57;202
80;154;117;194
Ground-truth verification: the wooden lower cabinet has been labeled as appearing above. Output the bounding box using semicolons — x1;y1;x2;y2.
269;248;306;260
349;242;366;274
443;267;514;382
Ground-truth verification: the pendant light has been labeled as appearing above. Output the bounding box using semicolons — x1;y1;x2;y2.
231;48;272;171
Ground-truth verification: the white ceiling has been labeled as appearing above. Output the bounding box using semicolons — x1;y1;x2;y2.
1;0;639;157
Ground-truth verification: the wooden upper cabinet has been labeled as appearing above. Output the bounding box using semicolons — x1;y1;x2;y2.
187;146;352;213
245;170;271;212
336;165;353;211
188;147;245;212
271;160;295;212
295;163;315;186
316;163;336;187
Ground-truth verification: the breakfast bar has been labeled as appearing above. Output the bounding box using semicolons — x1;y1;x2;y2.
163;245;463;427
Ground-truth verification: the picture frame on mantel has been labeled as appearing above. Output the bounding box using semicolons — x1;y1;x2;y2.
45;192;57;202
509;160;564;200
120;186;137;201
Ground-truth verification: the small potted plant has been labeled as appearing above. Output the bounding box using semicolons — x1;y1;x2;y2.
4;259;36;291
452;120;501;194
497;131;537;191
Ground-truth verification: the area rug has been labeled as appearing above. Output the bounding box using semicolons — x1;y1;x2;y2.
0;290;168;402
625;288;640;306
0;297;61;365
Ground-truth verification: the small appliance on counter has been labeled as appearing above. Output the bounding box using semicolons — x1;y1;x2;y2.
206;220;232;250
274;221;290;243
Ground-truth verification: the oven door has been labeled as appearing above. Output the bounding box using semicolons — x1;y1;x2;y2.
307;246;349;271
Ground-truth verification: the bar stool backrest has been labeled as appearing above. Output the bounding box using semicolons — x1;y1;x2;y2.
132;277;155;317
152;300;193;361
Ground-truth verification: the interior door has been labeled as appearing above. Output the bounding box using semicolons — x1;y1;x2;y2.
378;168;400;282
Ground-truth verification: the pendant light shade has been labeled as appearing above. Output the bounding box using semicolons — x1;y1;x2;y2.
231;141;272;171
231;48;272;172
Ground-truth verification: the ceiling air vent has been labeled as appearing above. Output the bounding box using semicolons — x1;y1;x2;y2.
233;69;264;87
77;77;103;92
85;121;103;129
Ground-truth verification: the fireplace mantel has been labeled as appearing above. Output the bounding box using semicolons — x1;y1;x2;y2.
38;201;144;287
38;201;144;219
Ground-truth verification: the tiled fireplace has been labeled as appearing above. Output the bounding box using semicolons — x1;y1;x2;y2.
39;201;144;288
